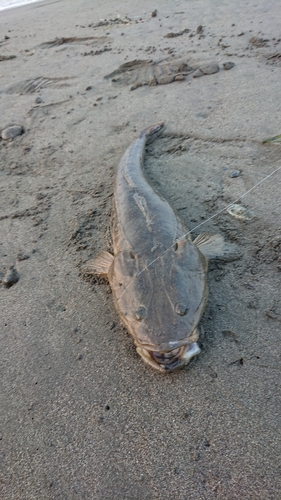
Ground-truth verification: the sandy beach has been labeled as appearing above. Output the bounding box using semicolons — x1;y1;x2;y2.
0;0;281;498
0;0;45;12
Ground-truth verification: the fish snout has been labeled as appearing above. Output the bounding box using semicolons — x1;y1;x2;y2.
136;342;201;372
151;348;181;366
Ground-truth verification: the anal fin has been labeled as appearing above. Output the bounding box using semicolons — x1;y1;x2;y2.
82;250;114;277
193;232;240;261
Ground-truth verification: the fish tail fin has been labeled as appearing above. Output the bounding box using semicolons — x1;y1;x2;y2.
140;122;165;139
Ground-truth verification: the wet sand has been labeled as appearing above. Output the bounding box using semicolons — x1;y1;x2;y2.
0;0;281;498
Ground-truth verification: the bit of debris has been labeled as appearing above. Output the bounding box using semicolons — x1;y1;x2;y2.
249;36;269;47
229;357;244;366
89;17;131;28
222;330;239;343
226;204;253;221
0;54;16;61
82;47;112;56
262;134;281;144
164;28;190;38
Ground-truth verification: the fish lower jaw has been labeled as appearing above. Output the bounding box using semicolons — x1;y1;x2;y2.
136;343;201;373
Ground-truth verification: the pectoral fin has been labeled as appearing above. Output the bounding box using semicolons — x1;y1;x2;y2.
83;250;114;277
193;233;240;261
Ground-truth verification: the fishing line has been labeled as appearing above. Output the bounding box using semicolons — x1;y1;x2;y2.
117;164;281;300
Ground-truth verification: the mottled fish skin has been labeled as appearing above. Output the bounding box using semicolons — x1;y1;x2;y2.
107;123;208;371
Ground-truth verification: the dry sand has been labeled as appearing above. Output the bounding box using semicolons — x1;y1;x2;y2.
0;0;281;498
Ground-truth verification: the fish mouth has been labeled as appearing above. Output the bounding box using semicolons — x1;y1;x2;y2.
136;343;201;373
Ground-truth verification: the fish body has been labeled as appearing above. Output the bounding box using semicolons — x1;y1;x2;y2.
85;123;237;372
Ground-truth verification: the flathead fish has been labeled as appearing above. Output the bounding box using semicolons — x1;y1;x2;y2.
84;123;237;372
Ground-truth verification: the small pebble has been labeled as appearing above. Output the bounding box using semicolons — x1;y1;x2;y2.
1;125;24;140
35;97;42;104
3;266;19;288
195;62;220;76
223;62;235;70
192;69;204;78
151;9;157;17
230;170;241;178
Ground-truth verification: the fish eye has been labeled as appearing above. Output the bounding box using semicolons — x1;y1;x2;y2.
135;306;146;321
175;302;188;316
174;238;186;251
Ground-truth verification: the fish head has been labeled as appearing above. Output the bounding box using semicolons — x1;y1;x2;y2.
112;241;208;372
